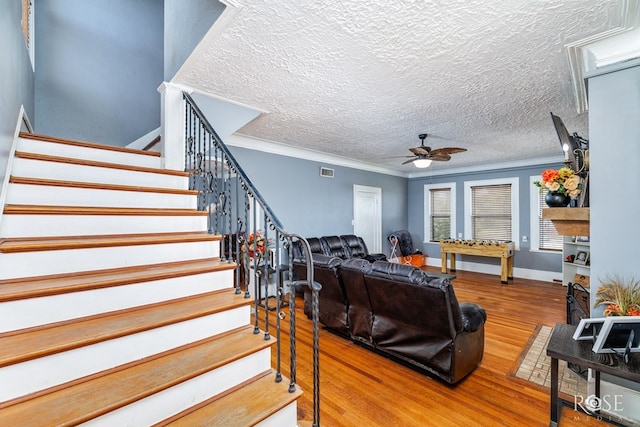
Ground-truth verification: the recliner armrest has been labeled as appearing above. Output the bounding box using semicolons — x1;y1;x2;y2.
459;302;486;332
364;253;387;262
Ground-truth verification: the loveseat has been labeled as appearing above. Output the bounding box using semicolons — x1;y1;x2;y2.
301;256;486;384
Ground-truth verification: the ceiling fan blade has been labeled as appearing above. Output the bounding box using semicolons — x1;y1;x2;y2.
409;147;429;155
381;155;415;159
430;154;451;161
430;147;467;155
401;158;417;165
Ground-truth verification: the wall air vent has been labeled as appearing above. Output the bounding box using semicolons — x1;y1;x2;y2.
320;167;335;178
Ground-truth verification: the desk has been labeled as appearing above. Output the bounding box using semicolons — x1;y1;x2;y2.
439;240;514;283
546;322;640;427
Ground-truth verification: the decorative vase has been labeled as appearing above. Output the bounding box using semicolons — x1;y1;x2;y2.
545;191;571;207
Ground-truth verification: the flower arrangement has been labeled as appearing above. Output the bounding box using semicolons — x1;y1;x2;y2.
241;230;267;259
533;167;582;198
594;275;640;316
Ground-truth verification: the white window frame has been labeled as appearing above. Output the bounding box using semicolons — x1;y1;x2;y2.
529;175;562;252
423;183;456;243
464;177;519;250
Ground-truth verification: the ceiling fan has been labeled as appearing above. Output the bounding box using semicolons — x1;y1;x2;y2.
401;134;467;168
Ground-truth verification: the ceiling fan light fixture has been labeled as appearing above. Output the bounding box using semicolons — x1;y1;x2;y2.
413;158;432;168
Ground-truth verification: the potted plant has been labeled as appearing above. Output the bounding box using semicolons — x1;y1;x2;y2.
533;167;582;207
593;275;640;316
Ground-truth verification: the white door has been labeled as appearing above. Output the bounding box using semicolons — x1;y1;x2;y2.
353;185;382;253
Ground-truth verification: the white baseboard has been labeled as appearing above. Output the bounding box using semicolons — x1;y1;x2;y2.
424;257;561;283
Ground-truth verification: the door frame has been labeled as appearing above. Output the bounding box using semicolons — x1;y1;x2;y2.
353;185;382;253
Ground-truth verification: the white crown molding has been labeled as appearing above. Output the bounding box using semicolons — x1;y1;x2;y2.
567;0;640;113
226;133;563;179
226;134;407;177
407;155;564;179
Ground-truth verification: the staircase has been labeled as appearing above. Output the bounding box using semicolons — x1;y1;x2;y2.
0;132;301;426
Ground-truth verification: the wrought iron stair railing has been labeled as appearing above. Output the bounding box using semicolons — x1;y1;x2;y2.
183;92;321;426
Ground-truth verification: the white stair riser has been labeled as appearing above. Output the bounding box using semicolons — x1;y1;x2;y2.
0;241;219;280
255;402;298;427
12;157;188;190
5;183;197;210
1;214;208;238
82;350;271;427
17;137;162;169
0;268;234;333
0;307;252;402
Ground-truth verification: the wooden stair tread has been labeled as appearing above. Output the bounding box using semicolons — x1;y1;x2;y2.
0;258;235;301
19;132;161;158
15;151;188;177
0;326;273;426
9;176;198;196
3;204;207;216
0;289;249;368
0;231;219;253
158;370;302;427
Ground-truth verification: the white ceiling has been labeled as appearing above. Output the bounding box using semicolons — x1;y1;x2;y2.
175;0;638;175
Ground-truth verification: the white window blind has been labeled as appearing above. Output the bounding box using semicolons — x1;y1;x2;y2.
430;188;451;241
538;188;563;251
471;184;512;241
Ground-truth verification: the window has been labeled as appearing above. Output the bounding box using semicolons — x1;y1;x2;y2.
529;176;562;251
424;183;456;242
464;178;519;249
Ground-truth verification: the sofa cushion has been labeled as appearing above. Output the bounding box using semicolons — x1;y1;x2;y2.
368;260;426;285
339;235;367;258
321;236;349;258
340;258;374;343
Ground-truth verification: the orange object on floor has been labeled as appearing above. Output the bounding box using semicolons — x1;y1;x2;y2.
407;254;426;267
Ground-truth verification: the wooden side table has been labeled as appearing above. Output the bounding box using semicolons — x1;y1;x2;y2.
546;322;640;426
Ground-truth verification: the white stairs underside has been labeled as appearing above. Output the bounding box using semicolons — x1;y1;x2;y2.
0;133;300;426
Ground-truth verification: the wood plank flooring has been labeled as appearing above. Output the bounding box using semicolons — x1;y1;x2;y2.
264;268;615;426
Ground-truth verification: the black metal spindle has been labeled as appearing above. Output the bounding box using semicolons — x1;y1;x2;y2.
182;93;319;424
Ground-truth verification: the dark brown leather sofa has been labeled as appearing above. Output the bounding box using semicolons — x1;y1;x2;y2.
302;256;487;384
290;235;386;291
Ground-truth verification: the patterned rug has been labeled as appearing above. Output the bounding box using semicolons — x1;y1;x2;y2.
513;325;588;397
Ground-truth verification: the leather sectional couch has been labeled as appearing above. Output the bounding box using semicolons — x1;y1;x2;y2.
298;253;487;384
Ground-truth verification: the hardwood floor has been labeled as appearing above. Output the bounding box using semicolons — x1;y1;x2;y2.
263;268;615;426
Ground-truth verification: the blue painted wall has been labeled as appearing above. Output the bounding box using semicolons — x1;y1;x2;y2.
228;146;408;256
0;1;34;185
34;0;163;146
408;163;564;273
164;0;225;81
587;60;640;316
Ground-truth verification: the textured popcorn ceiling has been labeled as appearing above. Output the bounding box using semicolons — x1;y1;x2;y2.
177;0;628;173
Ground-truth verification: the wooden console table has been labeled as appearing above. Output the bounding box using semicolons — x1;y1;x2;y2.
547;322;640;427
439;240;514;284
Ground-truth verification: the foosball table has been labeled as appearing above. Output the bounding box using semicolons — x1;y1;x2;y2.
440;239;515;284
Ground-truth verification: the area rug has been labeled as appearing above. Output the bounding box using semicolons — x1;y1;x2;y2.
512;325;588;397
